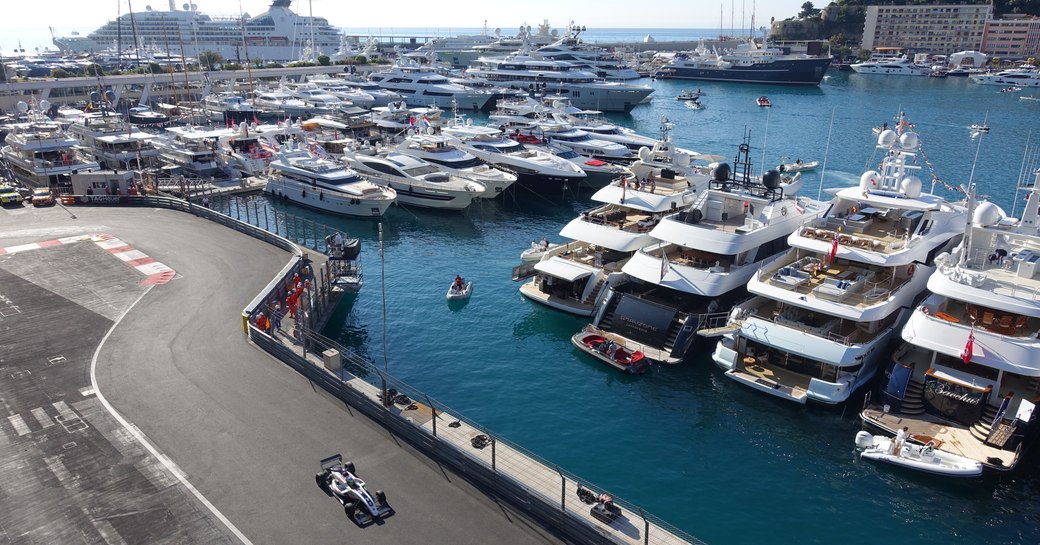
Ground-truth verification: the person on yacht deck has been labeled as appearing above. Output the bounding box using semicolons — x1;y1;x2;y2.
892;426;908;456
454;274;464;292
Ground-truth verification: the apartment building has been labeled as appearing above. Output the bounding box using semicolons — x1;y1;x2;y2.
982;15;1040;58
862;4;991;55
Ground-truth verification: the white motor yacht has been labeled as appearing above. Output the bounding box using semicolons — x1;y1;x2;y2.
443;123;586;191
859;172;1040;473
2;101;99;191
151;126;236;178
337;77;403;107
263;144;396;217
518;148;709;317
252;90;313;118
605;139;824;364
714;120;968;404
341;151;484;210
393;134;515;197
465;54;654;113
68;110;160;170
851;55;931;76
969;69;1040;87
533;24;642;81
367;61;494;111
201;92;260;124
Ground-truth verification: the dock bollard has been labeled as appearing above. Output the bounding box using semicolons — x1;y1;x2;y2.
322;349;341;371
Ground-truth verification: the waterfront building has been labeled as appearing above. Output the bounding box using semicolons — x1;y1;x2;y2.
862;4;991;56
981;15;1040;58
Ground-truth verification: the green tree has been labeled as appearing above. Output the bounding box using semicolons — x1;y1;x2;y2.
354;55;367;64
86;63;103;77
317;54;330;66
799;1;821;18
198;50;224;71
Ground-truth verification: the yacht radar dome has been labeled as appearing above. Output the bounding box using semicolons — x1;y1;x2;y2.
901;176;922;198
899;132;919;150
16;101;27;113
877;129;898;147
860;170;881;190
763;169;781;189
973;201;1005;227
714;163;731;181
39;99;50;111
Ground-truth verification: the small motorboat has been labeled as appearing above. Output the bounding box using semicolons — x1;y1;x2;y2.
1000;86;1023;93
756;96;772;107
571;327;650;375
520;240;561;263
1021;96;1040;102
676;89;704;101
854;431;983;478
446;280;473;300
777;159;819;172
970;123;990;133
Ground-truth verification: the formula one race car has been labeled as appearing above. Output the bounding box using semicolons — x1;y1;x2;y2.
315;454;393;525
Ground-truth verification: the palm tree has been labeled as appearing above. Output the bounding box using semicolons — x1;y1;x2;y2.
199;50;224;71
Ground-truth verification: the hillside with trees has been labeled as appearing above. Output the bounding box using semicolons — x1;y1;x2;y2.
770;0;1040;54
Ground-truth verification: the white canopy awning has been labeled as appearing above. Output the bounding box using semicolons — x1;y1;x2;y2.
534;256;597;282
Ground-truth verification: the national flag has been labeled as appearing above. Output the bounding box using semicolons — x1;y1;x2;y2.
409;116;416;126
253;111;259;125
829;232;839;263
420;114;431;128
660;248;669;282
961;327;974;364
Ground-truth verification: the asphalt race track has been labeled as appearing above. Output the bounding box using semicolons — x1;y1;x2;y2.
0;203;563;545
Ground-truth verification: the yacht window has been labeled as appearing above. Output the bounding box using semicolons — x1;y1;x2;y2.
404;165;441;176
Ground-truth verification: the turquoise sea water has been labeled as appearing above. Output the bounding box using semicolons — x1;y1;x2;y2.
251;73;1040;544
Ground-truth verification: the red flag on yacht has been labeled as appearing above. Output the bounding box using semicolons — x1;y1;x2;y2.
961;328;974;364
829;233;839;263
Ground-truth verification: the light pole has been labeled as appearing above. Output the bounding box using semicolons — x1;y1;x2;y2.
379;222;389;407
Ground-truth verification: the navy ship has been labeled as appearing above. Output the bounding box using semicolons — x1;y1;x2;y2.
655;40;831;86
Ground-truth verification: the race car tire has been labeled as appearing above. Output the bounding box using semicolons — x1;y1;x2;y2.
376;490;387;505
345;503;357;519
314;473;325;490
344;461;356;474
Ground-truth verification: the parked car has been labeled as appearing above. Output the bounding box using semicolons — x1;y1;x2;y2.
32;188;56;206
0;185;24;206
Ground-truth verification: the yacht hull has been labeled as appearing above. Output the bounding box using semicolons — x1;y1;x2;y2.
656;57;831;85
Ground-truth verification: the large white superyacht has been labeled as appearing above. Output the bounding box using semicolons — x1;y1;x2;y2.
341;151;485;210
860;174;1040;473
442;124;586;190
68;111;160;170
713;126;967;404
263;144;397;217
367;61;494;111
392;134;516;198
517;137;711;317
465;55;653;113
599;139;824;364
1;101;99;191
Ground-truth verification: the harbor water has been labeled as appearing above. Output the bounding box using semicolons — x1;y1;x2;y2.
239;72;1040;544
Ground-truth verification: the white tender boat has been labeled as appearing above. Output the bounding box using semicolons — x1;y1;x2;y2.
777;159;818;172
521;241;562;262
854;431;983;478
447;281;473;300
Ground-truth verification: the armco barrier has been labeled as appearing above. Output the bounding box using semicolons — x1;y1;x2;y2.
86;195;704;545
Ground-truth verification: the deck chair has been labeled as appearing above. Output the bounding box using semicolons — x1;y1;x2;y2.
982;311;996;326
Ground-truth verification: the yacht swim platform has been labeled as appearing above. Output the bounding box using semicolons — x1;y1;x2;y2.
860;406;1016;470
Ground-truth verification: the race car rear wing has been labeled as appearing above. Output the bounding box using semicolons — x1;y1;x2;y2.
320;454;343;471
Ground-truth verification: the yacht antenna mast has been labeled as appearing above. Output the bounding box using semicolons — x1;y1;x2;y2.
1012;129;1035;217
818;107;836;202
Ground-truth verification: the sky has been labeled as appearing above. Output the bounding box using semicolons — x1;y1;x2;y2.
1;0;811;53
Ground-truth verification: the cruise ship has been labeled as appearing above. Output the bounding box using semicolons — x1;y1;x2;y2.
713;124;966;404
857;177;1040;473
654;40;831;86
52;0;341;63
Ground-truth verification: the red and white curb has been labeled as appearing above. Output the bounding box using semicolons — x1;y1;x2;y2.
0;233;176;286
